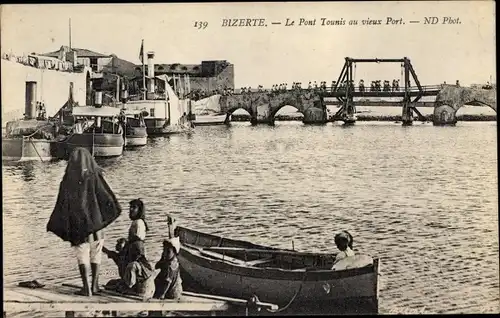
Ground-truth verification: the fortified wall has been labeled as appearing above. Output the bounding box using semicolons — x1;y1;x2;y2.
189;64;235;91
1;58;89;126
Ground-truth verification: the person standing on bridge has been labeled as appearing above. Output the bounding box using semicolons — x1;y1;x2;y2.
47;147;122;297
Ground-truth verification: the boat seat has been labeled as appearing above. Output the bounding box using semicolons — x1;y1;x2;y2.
244;257;274;267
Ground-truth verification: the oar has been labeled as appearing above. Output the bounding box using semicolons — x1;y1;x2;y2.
202;246;332;257
62;283;278;310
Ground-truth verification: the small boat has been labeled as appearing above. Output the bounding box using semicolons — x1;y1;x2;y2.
55;106;124;159
193;113;228;126
176;227;380;313
120;108;148;147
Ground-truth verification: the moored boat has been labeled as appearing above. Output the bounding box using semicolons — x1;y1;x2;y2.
54;106;124;159
193;113;228;126
125;46;193;135
2;120;56;162
120;108;148;147
2;81;58;162
176;226;380;314
124;99;169;136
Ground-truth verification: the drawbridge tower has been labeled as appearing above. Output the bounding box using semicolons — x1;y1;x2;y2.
331;57;426;125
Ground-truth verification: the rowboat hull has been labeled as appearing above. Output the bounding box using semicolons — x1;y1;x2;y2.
2;138;54;161
55;133;124;159
176;227;379;312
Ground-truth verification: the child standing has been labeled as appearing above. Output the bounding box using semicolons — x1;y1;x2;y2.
117;240;155;300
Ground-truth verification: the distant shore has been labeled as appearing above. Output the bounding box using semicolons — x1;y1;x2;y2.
230;114;497;122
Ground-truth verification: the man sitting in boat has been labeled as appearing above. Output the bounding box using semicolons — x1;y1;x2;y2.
153;239;183;300
333;231;355;266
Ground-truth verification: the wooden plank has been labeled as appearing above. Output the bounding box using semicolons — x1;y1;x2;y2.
244;257;274;267
4;286;104;303
63;283;278;311
63;284;224;304
57;285;136;303
3;301;229;312
3;288;48;302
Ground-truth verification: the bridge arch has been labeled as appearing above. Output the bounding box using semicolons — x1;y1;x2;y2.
224;107;254;125
269;103;304;120
433;86;496;125
227;106;254;116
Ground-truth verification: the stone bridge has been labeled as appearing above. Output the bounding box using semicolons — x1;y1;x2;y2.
433;85;496;125
219;90;326;125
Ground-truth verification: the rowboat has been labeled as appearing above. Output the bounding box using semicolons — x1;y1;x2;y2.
176;227;380;313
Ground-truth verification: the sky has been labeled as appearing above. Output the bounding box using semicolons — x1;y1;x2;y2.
1;2;496;88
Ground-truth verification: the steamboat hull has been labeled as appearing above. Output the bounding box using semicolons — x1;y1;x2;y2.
2;138;54;161
144;118;168;135
55;133;124;159
125;126;148;147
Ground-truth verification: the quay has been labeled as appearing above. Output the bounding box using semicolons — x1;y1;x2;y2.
3;283;278;317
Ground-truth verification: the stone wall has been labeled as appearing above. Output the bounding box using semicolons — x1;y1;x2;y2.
1;59;89;126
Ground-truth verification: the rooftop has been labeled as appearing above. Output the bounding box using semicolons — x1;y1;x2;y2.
42;46;110;58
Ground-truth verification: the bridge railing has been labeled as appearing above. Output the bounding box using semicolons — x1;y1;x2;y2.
233;85;444;94
187;85;446;100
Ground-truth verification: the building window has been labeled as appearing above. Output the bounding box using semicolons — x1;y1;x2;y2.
90;58;98;72
150;108;155;117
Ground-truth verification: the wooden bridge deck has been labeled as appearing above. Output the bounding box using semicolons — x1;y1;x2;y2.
3;283;277;317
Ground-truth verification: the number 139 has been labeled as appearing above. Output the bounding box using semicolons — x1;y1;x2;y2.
194;21;208;29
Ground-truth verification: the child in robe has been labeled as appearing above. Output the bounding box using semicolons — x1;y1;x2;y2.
115;240;155;300
103;238;128;290
153;239;183;300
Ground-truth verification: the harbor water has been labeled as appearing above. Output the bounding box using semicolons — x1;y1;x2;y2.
2;121;499;314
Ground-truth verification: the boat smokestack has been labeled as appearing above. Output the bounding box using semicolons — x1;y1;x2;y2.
147;51;155;94
24;81;37;120
94;91;102;107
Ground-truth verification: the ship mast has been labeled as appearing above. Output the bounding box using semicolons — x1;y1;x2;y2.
141;39;146;100
69;18;72;49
